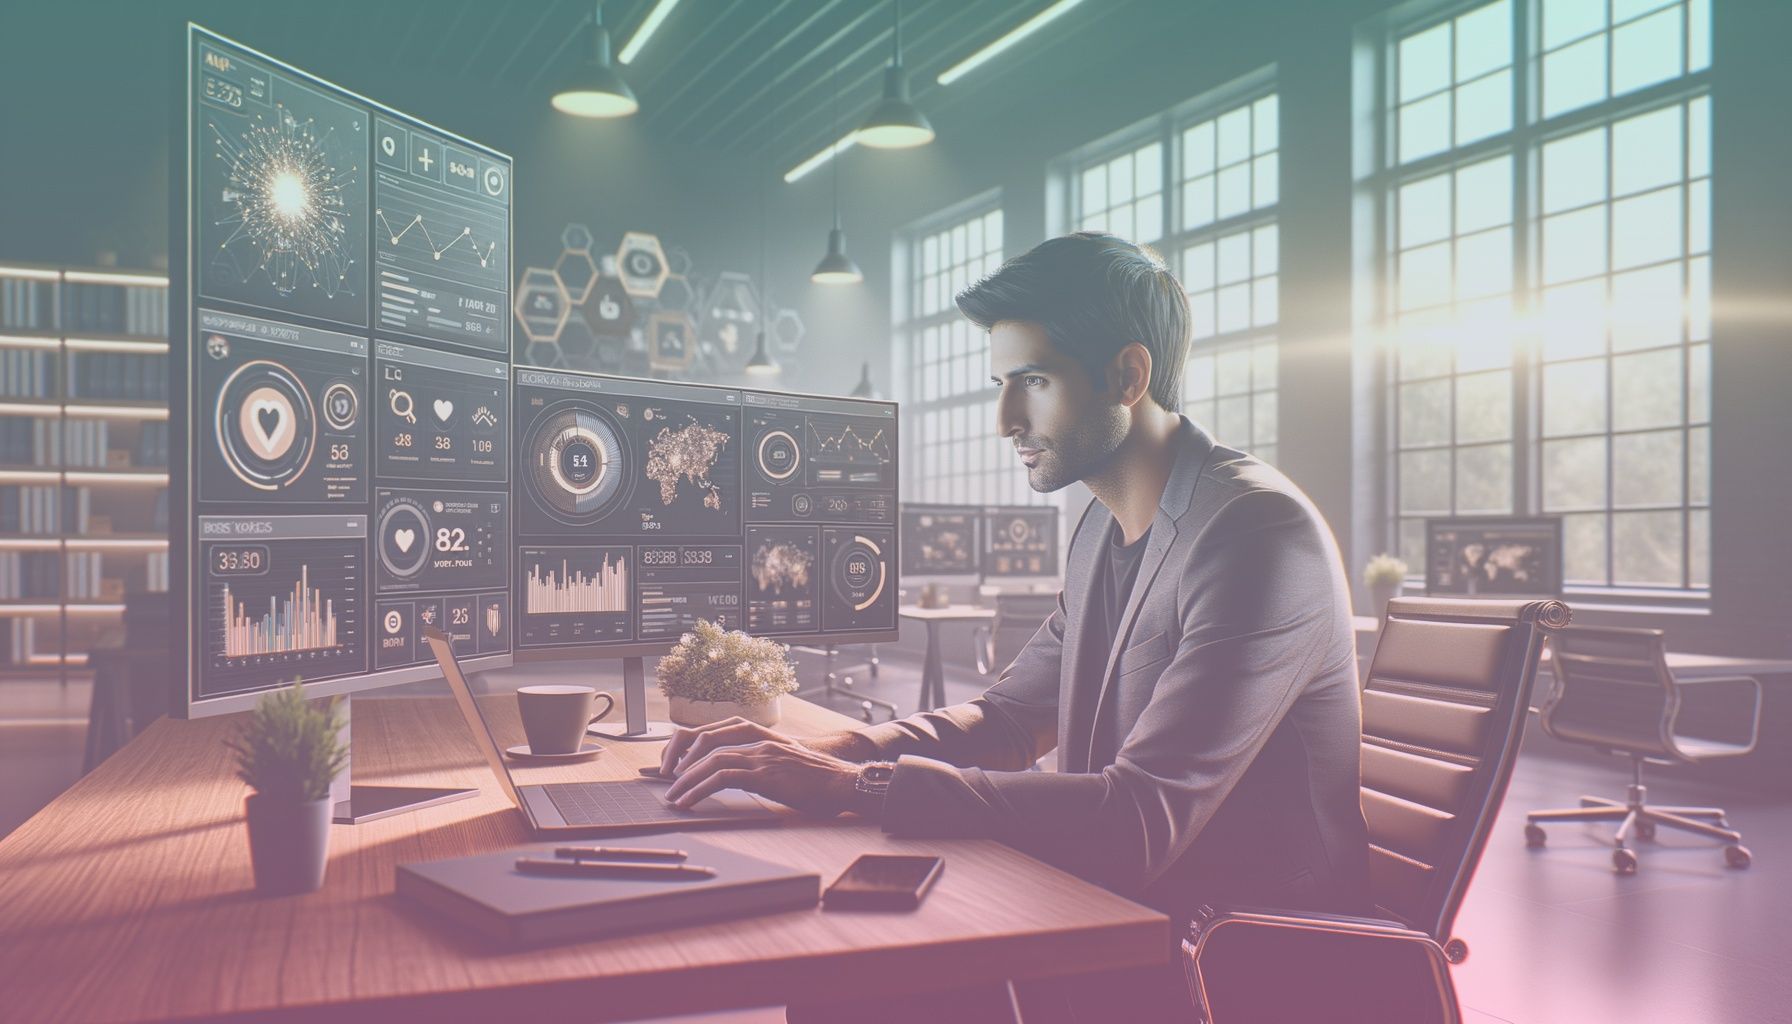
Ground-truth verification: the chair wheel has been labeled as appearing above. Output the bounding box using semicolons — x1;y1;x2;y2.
1636;821;1656;841
1524;824;1547;848
1725;845;1752;869
1613;848;1638;874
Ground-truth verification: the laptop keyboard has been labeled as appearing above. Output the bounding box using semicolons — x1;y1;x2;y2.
541;781;723;826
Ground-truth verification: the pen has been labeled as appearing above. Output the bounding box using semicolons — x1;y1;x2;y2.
554;845;688;862
515;857;717;881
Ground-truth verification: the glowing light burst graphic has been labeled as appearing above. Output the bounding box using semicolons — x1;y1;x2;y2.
210;104;359;298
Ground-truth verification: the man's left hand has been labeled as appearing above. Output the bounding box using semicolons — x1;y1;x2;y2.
662;725;869;817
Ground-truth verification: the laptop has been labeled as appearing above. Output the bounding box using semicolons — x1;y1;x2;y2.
422;628;780;836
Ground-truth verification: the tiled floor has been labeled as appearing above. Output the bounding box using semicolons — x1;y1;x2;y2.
5;654;1787;1023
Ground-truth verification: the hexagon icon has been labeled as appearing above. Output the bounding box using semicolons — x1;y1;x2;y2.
584;276;636;338
699;271;762;359
524;339;565;368
666;246;694;277
558;310;599;364
514;267;570;344
771;306;806;356
658;273;697;314
554;246;599;304
615;231;670;299
648;310;697;371
560;223;594;253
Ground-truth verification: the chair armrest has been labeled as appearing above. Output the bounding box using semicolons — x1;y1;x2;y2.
1186;903;1450;957
1181;904;1463;1024
1672;675;1763;753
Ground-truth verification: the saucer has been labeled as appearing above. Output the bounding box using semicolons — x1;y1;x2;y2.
504;743;603;763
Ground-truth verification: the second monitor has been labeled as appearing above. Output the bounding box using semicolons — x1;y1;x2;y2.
511;368;900;657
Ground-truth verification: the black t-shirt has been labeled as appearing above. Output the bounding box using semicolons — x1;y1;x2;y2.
1098;521;1152;652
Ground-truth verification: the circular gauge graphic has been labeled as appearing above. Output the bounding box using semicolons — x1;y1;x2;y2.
1004;517;1035;544
321;380;359;431
522;401;631;526
215;359;318;491
829;533;888;613
756;428;801;482
377;496;431;580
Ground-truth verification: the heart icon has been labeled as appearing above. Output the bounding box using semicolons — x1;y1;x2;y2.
394;528;416;553
238;386;296;462
433;399;454;422
256;405;283;443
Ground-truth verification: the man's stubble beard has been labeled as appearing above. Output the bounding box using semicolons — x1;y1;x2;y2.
1024;401;1129;493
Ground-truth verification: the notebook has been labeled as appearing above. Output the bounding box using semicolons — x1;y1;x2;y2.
396;833;820;947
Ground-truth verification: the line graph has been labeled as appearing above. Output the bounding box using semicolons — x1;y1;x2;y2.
376;209;499;268
809;419;892;462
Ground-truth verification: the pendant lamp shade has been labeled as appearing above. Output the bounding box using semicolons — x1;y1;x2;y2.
811;226;863;285
551;5;638;118
745;330;779;375
859;1;933;149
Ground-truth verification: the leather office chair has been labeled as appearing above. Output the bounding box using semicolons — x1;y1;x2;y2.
971;592;1057;676
1525;624;1758;874
1182;597;1569;1024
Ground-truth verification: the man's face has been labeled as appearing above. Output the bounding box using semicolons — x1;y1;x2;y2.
988;321;1128;492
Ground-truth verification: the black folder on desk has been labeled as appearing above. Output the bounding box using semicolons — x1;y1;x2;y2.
396;834;820;947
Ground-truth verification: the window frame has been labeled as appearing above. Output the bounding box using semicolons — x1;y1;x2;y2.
1359;0;1714;607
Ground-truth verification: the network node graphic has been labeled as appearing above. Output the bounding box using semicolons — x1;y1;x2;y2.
198;52;368;326
648;311;696;371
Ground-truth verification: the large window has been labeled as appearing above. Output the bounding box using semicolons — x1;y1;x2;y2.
897;202;1041;505
1374;0;1711;594
1066;80;1281;462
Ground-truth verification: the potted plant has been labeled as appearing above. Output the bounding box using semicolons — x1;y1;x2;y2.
1362;553;1410;622
657;620;799;728
226;680;347;896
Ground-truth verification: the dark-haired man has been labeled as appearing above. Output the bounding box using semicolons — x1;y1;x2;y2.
661;232;1368;1019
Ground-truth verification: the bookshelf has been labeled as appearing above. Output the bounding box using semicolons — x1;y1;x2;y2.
0;263;170;678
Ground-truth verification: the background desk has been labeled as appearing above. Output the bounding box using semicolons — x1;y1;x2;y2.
899;604;997;710
0;686;1166;1023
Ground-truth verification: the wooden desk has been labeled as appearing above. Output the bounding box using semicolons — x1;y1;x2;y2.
899;604;998;710
0;688;1167;1023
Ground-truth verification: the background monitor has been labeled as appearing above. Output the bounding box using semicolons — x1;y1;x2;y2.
900;504;981;580
175;26;514;717
1425;516;1564;598
510;368;900;660
979;505;1060;583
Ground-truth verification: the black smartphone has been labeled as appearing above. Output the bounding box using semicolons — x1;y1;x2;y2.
823;854;944;911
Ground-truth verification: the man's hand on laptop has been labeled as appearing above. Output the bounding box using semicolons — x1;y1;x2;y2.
660;719;879;817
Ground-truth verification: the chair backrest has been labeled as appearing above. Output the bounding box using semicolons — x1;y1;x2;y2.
1360;596;1569;941
1538;624;1679;760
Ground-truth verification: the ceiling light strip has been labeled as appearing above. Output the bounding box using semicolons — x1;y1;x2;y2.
784;130;859;184
936;0;1086;86
618;0;682;64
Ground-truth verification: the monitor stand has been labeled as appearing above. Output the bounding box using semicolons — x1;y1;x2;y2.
329;693;479;825
586;655;676;742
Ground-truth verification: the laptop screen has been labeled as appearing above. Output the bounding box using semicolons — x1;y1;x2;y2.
423;628;528;811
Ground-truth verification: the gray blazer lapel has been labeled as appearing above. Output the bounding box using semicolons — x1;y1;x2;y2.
1085;418;1215;757
1059;499;1109;773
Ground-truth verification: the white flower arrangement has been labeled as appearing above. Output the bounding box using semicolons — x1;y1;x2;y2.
656;619;799;704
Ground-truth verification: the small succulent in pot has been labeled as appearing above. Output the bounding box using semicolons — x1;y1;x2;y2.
227;680;347;895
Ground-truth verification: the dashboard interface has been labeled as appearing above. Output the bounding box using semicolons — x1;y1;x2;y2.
512;369;899;654
184;27;512;706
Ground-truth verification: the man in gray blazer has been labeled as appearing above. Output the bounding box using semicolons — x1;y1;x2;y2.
663;232;1368;1018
